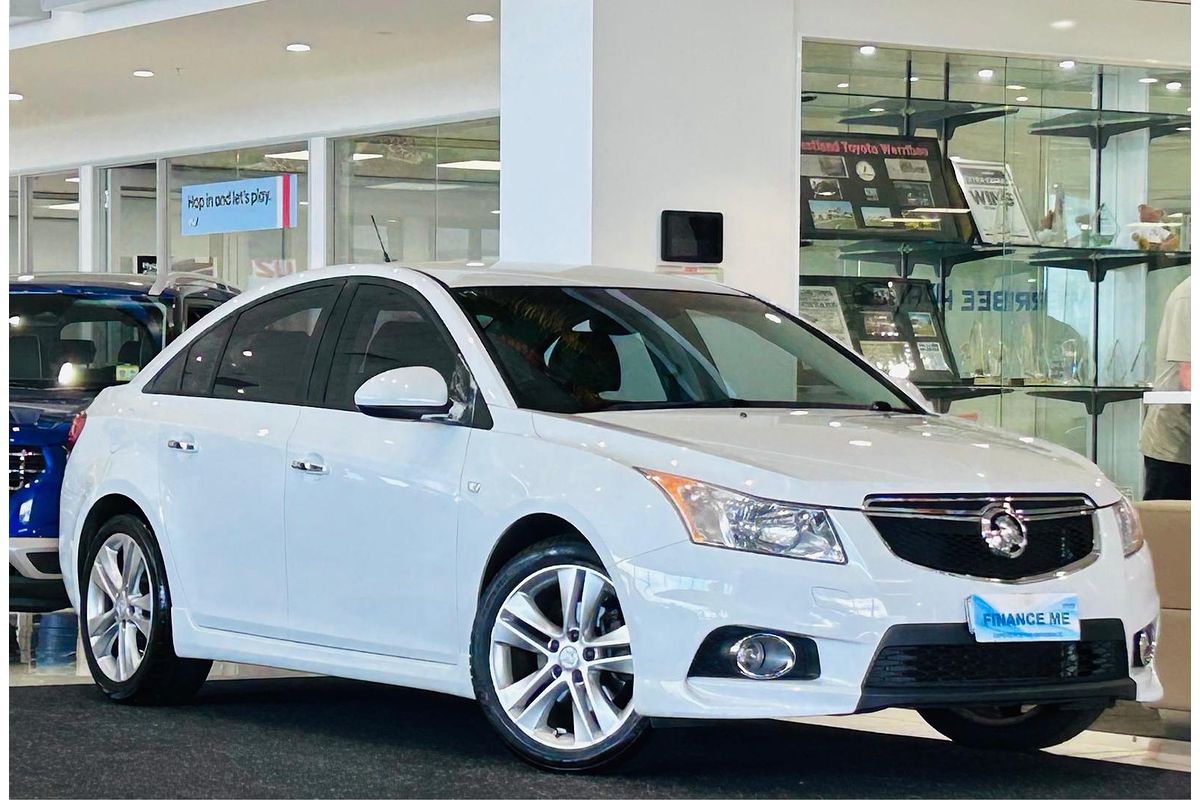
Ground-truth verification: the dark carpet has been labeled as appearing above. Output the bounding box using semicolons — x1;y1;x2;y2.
9;677;1189;799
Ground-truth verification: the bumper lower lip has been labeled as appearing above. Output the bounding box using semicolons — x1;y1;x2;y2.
855;677;1137;713
10;573;70;613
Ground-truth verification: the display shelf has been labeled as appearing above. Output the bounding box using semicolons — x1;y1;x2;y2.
1030;110;1191;149
917;381;1010;413
837;98;1017;139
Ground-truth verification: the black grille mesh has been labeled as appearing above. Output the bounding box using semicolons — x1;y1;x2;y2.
865;636;1127;689
9;447;46;493
864;497;1096;580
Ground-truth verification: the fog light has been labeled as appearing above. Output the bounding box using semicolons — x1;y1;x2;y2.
730;633;796;680
1134;624;1157;667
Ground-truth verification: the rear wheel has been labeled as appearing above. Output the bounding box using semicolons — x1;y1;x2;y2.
471;537;649;771
80;514;211;704
919;703;1106;750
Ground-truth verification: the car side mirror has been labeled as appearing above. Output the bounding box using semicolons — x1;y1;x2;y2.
353;366;451;420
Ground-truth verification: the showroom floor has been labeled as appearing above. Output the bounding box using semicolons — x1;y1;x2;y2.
9;612;1191;799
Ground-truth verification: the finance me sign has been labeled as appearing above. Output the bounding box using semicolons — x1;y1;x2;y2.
181;174;298;236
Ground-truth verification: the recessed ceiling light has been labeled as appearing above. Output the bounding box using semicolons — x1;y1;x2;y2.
858;45;876;55
437;159;501;170
836;82;850;89
8;92;23;101
132;69;154;78
1139;77;1159;84
1058;59;1076;69
466;13;494;22
1166;81;1183;92
1016;96;1029;102
977;68;994;79
1050;19;1076;30
1178;126;1191;132
868;107;886;112
352;153;383;161
1006;84;1025;90
45;202;81;211
490;209;501;215
465;261;486;267
909;76;919;82
65;177;80;183
285;43;311;52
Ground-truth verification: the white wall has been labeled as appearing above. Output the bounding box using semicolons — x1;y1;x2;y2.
795;0;1189;68
11;50;499;174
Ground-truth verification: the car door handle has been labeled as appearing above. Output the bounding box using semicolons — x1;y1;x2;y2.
166;439;198;453
290;459;329;475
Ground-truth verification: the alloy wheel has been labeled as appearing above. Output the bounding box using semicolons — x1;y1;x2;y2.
489;564;635;750
85;532;153;682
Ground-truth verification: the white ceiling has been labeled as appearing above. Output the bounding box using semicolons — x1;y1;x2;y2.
10;0;500;129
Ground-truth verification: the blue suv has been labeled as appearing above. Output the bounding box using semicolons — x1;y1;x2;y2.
9;272;238;611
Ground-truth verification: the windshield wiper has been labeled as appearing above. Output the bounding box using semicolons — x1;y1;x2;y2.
869;400;920;414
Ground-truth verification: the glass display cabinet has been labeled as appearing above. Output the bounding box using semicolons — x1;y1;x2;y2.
799;42;1191;497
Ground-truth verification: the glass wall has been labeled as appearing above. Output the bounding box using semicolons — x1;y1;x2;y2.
332;117;499;265
9;177;19;274
799;42;1191;497
29;171;79;272
99;163;158;274
167;144;309;290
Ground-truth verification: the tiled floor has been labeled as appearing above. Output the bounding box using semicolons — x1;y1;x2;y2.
12;611;1190;776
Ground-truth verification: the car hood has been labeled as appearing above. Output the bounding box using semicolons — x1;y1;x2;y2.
9;386;96;441
531;408;1119;509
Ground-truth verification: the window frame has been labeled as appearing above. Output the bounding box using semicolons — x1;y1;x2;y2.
145;278;347;404
306;276;492;428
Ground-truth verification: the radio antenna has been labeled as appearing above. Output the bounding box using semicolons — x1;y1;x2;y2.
370;215;393;263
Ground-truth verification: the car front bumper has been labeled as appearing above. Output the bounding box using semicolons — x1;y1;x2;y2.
614;506;1162;719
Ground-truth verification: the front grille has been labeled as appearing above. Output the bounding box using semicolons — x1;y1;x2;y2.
9;447;47;493
864;495;1097;580
864;621;1128;690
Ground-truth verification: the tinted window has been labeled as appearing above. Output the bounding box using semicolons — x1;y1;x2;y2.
9;294;165;389
181;317;233;396
183;300;220;329
454;286;916;414
324;283;459;410
213;286;338;404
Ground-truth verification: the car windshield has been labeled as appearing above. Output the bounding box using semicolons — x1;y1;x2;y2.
453;286;918;414
9;293;166;390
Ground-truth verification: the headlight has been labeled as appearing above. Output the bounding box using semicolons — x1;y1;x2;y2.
1115;497;1145;556
639;469;846;564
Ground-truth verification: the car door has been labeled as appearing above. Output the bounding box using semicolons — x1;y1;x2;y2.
154;281;342;636
282;278;477;661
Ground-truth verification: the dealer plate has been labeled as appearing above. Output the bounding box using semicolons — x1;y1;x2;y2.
966;593;1080;643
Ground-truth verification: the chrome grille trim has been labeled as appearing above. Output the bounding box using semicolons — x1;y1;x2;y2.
9;446;47;493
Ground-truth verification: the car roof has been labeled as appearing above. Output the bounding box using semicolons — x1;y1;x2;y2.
9;272;160;295
310;261;747;295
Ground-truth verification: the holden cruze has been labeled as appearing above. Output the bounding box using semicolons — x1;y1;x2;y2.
59;263;1161;770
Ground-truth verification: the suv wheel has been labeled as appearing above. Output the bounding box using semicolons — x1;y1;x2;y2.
80;514;211;704
919;703;1106;750
471;537;649;771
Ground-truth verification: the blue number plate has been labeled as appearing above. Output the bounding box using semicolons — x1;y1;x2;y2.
966;594;1080;643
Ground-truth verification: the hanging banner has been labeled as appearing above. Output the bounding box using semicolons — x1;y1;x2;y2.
181;174;298;236
949;158;1037;245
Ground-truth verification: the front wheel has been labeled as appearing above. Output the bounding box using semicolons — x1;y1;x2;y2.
471;537;649;771
919;703;1106;750
79;514;211;704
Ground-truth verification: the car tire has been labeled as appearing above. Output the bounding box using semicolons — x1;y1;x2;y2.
471;536;650;771
78;513;211;705
918;703;1107;750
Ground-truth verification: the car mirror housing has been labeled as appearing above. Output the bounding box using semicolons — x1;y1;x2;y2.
353;366;451;420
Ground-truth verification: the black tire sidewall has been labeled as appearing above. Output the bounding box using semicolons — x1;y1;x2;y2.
470;537;650;771
919;704;1107;751
78;514;175;701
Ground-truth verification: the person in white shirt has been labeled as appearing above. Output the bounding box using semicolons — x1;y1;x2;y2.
1140;276;1191;499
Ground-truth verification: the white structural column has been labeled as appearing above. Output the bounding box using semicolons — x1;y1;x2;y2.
307;136;329;271
500;0;801;310
76;165;97;272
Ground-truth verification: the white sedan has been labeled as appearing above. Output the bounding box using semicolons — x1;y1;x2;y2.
59;263;1161;770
